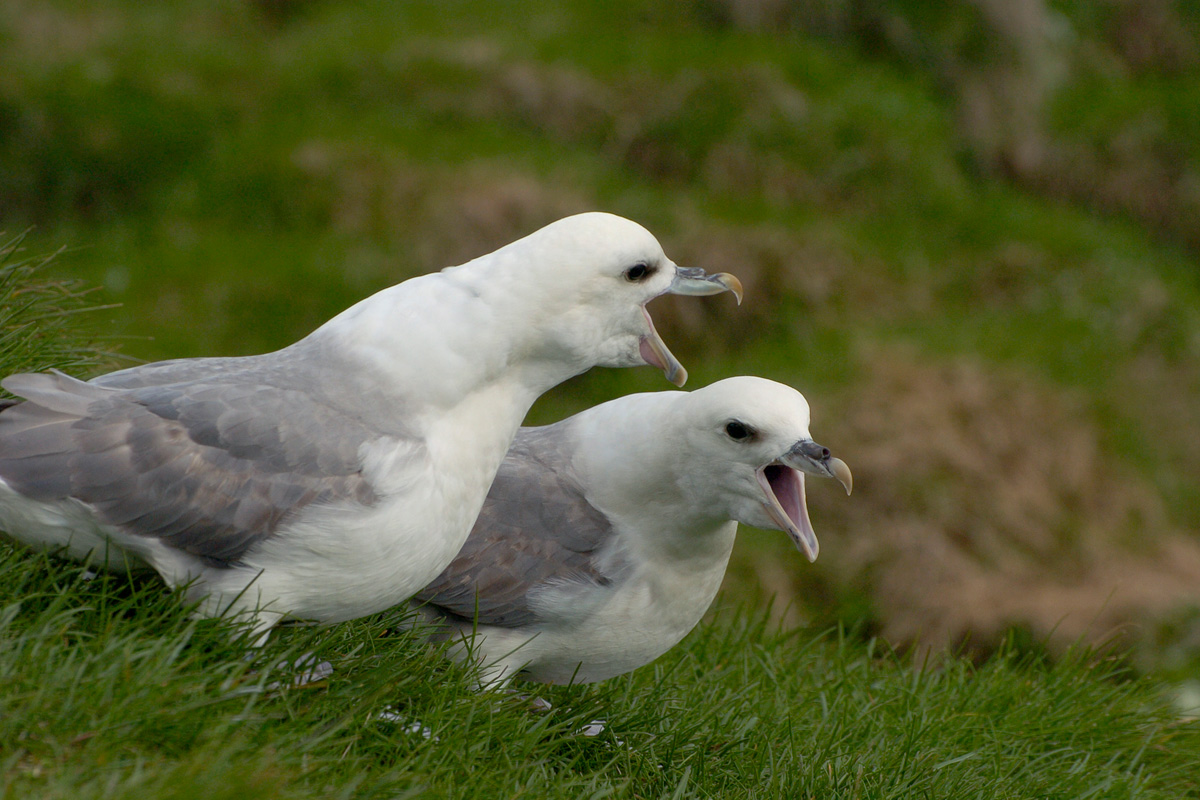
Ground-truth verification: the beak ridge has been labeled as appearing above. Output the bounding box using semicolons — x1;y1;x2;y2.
784;440;853;495
667;267;744;305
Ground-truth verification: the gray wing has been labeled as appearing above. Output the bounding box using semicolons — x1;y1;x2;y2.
414;423;621;628
0;367;400;567
93;356;262;390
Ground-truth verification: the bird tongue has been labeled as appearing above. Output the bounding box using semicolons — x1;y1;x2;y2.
765;464;804;528
764;464;818;562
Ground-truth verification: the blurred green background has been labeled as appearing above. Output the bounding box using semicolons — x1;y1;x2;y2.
3;0;1200;673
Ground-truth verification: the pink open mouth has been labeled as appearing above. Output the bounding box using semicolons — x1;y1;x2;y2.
764;464;802;525
638;307;686;386
755;463;818;562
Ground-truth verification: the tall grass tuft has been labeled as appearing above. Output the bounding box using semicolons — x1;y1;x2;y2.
0;231;117;381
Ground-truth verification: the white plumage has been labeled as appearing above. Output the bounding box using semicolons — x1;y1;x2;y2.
0;212;741;640
413;376;853;685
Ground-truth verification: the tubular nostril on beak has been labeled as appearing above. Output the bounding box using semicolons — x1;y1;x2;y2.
795;440;830;461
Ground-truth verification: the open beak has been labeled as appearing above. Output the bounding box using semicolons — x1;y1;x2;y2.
640;267;744;387
754;440;852;563
639;307;688;386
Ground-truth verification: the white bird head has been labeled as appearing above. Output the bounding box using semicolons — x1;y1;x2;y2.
484;212;742;387
675;376;852;562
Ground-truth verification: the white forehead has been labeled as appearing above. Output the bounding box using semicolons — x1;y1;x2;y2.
513;212;666;273
684;376;812;433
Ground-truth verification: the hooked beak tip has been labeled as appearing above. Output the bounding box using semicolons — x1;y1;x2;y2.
717;273;744;305
829;457;853;496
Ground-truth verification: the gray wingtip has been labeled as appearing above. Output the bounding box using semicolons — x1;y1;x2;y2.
1;371;108;413
0;374;30;396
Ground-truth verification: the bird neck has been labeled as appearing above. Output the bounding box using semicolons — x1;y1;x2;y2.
304;265;586;413
571;396;737;563
441;253;600;388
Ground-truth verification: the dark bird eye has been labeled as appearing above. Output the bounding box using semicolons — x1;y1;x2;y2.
624;263;650;281
725;421;752;440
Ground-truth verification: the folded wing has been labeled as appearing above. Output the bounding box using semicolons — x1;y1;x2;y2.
414;424;622;628
0;367;402;567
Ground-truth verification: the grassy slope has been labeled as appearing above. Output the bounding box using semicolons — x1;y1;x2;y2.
2;255;1190;798
2;551;1197;799
3;2;1200;795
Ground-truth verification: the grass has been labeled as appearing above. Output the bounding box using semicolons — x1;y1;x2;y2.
1;546;1197;799
1;243;1197;799
0;232;117;381
3;2;1200;793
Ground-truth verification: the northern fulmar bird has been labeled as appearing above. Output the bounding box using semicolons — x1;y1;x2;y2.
412;376;852;686
0;212;741;640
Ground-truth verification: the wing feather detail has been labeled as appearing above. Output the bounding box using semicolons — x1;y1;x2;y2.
0;366;405;567
415;423;621;628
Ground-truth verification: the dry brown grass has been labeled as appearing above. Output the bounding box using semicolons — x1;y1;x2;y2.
756;345;1200;655
663;221;856;332
1108;0;1199;75
0;0;124;67
290;142;593;268
1121;353;1200;527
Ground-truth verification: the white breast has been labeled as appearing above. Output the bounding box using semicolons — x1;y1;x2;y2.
462;521;739;686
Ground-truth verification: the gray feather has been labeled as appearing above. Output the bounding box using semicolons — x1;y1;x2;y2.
0;353;416;567
415;421;621;628
1;371;107;415
92;356;256;390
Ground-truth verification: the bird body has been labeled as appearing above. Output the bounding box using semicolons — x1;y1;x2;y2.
413;377;852;685
442;530;736;686
0;213;742;638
